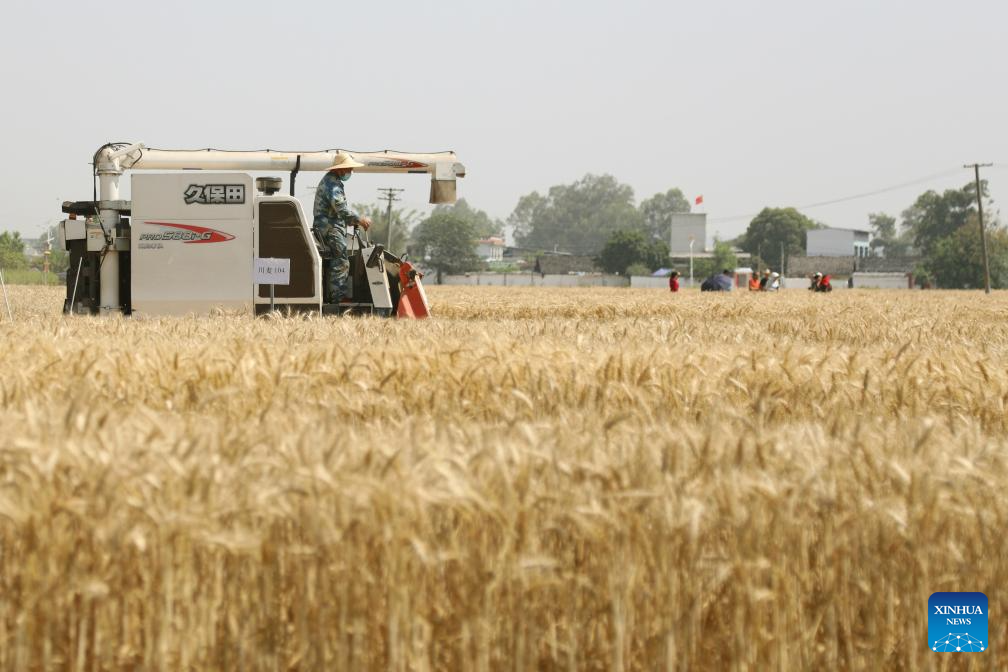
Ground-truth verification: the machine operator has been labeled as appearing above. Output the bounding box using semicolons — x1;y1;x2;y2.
313;152;372;304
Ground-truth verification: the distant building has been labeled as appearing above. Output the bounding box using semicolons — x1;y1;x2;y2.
669;213;707;255
475;236;505;262
807;228;871;257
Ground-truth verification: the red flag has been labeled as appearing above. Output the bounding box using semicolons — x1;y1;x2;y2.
695;195;704;206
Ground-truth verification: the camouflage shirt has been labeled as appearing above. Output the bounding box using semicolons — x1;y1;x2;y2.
312;171;360;230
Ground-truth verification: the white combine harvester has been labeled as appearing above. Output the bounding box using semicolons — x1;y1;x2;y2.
58;143;466;317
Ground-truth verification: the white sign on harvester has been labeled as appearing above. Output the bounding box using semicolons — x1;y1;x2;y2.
254;258;290;286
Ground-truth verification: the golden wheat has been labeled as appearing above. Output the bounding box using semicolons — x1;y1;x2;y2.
0;285;1006;670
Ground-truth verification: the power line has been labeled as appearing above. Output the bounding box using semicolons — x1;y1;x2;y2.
707;167;966;224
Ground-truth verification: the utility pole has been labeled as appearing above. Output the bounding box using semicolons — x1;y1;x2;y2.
377;187;404;250
964;163;993;294
780;242;785;279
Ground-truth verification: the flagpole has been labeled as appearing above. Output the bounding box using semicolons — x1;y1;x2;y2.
689;238;695;288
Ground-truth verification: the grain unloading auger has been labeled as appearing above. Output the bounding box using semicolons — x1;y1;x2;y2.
58;143;466;317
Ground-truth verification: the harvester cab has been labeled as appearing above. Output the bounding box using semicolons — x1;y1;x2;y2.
58;143;463;318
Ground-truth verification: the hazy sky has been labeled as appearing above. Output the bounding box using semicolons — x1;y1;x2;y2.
1;0;1005;244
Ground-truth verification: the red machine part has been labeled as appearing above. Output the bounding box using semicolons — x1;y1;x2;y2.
397;261;430;318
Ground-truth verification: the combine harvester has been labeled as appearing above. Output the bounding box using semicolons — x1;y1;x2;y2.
58;143;466;318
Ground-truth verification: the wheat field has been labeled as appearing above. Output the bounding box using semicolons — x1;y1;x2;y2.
0;284;1005;671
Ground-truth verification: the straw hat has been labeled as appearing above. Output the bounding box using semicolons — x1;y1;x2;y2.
328;151;365;171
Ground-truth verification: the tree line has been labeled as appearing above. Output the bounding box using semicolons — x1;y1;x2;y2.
864;181;1005;288
399;176;694;280
2;177;1002;289
406;174;1004;289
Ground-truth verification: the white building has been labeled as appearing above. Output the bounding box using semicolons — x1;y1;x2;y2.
475;236;505;263
806;228;871;258
669;213;707;255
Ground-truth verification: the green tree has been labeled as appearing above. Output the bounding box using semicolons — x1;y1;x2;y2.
869;212;896;241
710;238;737;273
737;208;818;268
868;212;913;256
902;182;986;255
433;199;500;239
410;212;482;282
353;203;419;255
639;188;691;241
513;174;642;255
507;192;546;244
925;217;1008;289
597;229;669;275
0;231;27;270
689;258;716;283
648;238;671;271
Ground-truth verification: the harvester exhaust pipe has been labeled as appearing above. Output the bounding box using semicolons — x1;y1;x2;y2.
92;143;145;315
95;147;123;314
